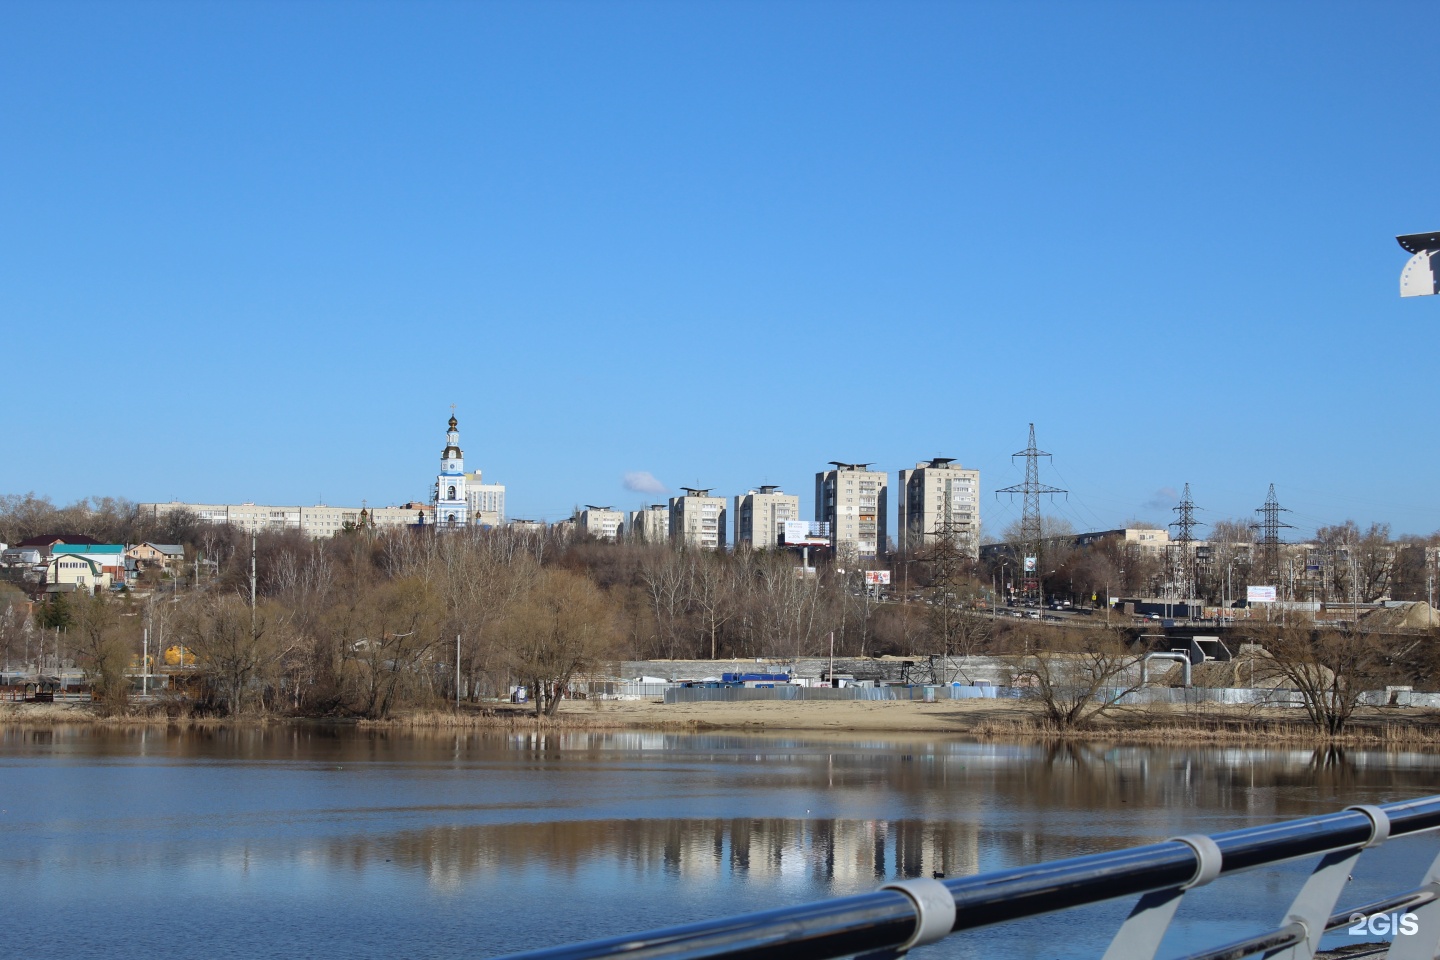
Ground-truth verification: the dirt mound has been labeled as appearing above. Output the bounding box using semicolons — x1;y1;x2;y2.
1157;649;1297;688
1361;602;1440;631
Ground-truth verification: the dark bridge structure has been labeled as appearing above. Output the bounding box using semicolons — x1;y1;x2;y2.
493;796;1440;960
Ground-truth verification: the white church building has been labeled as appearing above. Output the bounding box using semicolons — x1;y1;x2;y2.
432;413;505;529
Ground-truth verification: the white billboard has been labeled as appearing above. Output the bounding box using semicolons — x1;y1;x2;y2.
864;571;891;585
1246;586;1277;603
783;521;810;545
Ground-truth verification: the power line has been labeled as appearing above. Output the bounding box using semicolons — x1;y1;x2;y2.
1169;483;1203;601
1254;483;1295;585
995;423;1067;595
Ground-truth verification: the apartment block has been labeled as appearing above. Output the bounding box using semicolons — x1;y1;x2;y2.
734;485;800;549
815;463;887;560
669;488;727;550
897;458;981;557
579;506;625;541
138;501;427;538
629;505;670;544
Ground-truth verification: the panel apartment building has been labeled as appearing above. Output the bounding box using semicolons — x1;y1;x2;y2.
734;485;800;549
669;487;727;550
897;458;981;558
138;501;426;537
629;504;670;544
579;506;625;541
815;463;887;560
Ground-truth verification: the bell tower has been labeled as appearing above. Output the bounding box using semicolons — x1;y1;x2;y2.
434;409;469;527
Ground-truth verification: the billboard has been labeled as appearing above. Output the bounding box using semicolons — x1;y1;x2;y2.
864;571;891;585
784;520;830;546
1024;556;1037;572
1246;586;1277;603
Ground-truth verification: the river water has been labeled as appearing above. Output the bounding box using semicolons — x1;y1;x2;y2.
2;725;1437;959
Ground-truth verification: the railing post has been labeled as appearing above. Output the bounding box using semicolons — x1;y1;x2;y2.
1270;805;1390;960
1100;835;1222;960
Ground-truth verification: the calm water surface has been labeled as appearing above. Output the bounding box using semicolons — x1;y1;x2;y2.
2;725;1438;959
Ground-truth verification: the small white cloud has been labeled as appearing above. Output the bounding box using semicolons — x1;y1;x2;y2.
624;471;668;494
1142;486;1180;510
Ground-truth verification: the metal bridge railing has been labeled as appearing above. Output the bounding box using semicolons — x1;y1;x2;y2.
491;796;1440;960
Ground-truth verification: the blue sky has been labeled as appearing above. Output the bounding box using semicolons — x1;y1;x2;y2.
4;0;1437;540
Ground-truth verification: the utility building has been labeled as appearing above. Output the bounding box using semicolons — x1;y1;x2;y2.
734;486;800;549
897;458;981;558
816;463;887;560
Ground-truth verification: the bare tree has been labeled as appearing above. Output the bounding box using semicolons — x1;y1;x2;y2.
178;594;286;716
499;568;621;717
640;547;693;659
1253;618;1388;736
1013;626;1143;729
69;592;135;714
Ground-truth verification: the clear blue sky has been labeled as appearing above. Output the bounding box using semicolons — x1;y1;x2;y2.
4;0;1437;540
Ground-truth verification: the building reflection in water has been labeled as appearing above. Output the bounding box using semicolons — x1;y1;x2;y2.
316;815;982;892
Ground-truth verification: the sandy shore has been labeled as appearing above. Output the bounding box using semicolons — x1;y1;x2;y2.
554;696;1037;734
6;696;1437;744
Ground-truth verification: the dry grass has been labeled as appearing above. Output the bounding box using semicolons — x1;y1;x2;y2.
4;696;1439;747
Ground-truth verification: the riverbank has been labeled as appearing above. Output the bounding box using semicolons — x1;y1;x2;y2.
6;696;1439;745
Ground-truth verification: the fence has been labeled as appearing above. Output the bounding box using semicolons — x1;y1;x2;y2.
492;795;1440;960
662;685;1025;704
660;683;1440;709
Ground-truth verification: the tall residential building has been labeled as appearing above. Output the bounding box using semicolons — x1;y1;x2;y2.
669;488;727;550
816;463;888;560
734;486;800;549
579;506;625;541
897;458;981;558
629;504;670;544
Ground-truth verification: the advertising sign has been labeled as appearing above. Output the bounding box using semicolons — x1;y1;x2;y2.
783;521;810;545
1247;586;1277;603
1024;556;1037;572
864;571;891;585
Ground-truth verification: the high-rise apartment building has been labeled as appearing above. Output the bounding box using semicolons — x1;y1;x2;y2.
579;506;625;541
816;463;887;560
734;486;800;549
897;458;981;558
669;488;727;550
629;505;670;544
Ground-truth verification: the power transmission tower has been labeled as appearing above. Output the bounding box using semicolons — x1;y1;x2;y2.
996;423;1066;597
1254;483;1294;587
1169;483;1203;604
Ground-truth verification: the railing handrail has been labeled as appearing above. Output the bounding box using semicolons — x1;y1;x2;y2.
490;795;1440;960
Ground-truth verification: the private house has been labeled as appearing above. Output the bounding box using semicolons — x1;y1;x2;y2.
51;544;126;585
45;553;111;594
127;542;185;572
